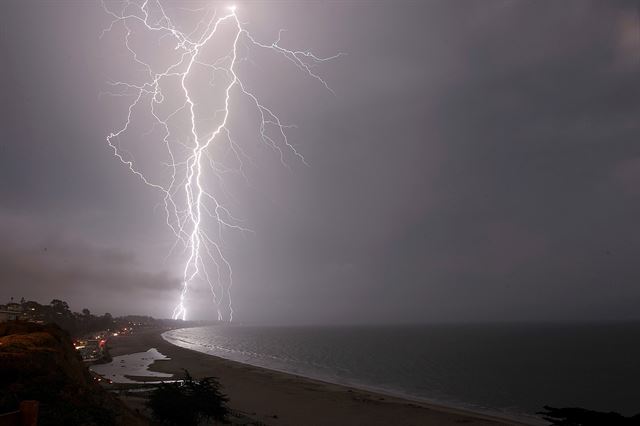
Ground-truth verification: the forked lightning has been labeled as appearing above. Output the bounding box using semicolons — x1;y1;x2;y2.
102;1;340;320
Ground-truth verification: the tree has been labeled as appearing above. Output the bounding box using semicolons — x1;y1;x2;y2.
50;299;70;316
97;313;113;330
538;406;640;425
147;371;229;425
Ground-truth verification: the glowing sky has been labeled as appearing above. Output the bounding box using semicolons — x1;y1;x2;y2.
1;1;640;324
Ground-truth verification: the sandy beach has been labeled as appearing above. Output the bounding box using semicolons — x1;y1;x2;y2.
104;327;536;426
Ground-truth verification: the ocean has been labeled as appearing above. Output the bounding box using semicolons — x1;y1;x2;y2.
162;323;640;422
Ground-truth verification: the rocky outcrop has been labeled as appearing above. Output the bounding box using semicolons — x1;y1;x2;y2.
0;321;146;425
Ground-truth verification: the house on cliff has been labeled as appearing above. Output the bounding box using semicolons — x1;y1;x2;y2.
0;303;23;322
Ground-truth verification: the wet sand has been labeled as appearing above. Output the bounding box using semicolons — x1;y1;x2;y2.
107;327;536;426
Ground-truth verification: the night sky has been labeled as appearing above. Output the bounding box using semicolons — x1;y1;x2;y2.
1;1;639;324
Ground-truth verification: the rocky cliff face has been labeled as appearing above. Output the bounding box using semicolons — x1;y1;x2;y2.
0;321;146;425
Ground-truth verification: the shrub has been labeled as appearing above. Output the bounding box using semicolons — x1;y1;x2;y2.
147;370;229;425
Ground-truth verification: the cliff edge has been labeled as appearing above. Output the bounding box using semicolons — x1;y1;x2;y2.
0;321;146;425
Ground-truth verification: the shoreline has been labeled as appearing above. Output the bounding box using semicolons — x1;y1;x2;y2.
106;327;540;426
161;329;540;425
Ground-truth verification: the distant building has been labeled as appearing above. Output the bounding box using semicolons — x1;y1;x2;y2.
73;338;107;362
6;303;22;312
0;303;27;322
0;309;20;322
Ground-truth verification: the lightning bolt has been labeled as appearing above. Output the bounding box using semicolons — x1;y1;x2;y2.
101;1;341;321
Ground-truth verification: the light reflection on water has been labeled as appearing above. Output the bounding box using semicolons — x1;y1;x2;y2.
90;347;173;383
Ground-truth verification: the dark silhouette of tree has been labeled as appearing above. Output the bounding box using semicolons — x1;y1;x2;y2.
539;406;640;425
50;299;71;316
147;370;229;425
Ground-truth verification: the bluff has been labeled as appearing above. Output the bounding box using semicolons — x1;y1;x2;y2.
0;321;146;425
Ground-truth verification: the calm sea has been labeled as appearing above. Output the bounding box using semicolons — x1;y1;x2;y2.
162;323;640;422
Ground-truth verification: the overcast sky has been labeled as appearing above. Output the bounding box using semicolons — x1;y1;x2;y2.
1;0;639;324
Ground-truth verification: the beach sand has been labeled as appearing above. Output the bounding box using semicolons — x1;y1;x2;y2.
107;327;534;426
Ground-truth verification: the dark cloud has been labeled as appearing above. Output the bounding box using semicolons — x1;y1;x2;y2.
1;0;640;323
0;213;179;317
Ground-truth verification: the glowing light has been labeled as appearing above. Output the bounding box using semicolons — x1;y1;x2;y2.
101;1;341;321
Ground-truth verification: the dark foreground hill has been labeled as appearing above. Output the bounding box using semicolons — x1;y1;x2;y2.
0;321;146;425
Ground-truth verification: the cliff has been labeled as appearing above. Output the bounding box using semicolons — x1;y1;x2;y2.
0;321;146;425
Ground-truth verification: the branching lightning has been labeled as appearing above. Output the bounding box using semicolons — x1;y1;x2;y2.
102;1;341;321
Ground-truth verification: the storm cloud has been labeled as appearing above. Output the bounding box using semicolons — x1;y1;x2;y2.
0;212;179;316
1;1;639;323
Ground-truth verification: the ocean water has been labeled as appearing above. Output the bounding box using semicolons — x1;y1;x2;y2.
162;323;640;422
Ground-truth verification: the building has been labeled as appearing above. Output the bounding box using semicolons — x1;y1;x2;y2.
0;303;23;322
73;338;107;362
